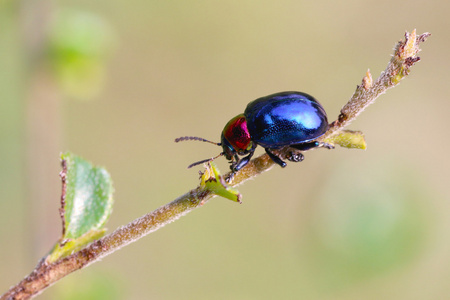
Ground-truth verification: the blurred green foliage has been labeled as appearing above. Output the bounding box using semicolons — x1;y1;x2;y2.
48;9;115;100
53;271;122;300
305;161;428;291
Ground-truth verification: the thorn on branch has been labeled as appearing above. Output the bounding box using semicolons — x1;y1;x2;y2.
405;56;421;67
362;69;373;90
418;32;431;43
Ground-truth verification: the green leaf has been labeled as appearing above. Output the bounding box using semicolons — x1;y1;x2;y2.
200;162;242;203
47;152;114;262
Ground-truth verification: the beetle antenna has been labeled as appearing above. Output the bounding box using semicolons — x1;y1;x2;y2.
175;136;221;146
187;152;224;169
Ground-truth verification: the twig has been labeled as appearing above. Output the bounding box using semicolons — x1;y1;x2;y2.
1;30;430;300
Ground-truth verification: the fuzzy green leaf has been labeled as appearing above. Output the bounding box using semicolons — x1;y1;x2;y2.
201;162;242;203
323;130;367;150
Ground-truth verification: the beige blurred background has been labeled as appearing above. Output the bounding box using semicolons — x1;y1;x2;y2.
1;0;449;299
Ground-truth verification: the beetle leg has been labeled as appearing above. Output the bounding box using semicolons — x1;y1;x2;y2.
233;151;255;172
225;172;235;183
287;150;304;162
290;141;319;151
265;148;287;168
233;153;240;166
290;141;334;151
229;153;240;172
318;142;335;149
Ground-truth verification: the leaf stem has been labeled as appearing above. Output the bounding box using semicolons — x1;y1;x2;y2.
1;30;430;300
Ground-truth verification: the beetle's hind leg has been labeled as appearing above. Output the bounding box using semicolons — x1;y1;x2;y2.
317;142;335;149
290;141;334;151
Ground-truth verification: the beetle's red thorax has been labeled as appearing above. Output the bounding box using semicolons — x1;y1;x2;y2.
223;114;252;152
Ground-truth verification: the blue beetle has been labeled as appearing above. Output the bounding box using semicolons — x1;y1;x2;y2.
176;91;332;172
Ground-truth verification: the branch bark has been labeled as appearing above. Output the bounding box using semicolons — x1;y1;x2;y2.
1;30;430;300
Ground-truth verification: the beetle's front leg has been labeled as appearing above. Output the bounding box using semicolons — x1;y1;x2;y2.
233;151;255;172
227;152;254;182
228;153;240;172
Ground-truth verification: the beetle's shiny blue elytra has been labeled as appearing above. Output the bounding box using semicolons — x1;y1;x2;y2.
244;92;329;148
175;91;332;173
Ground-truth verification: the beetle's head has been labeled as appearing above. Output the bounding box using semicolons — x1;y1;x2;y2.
175;114;253;170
